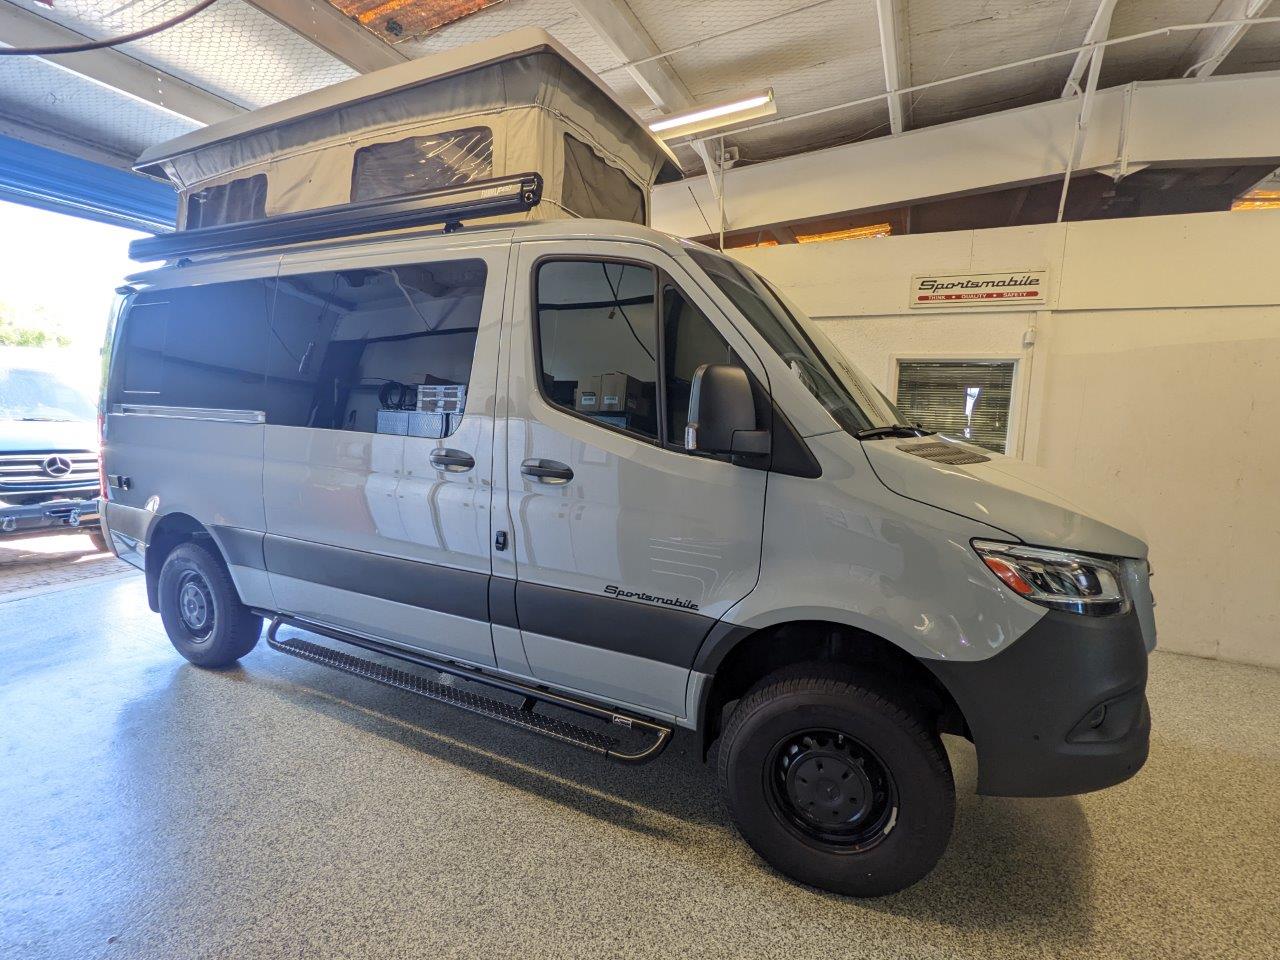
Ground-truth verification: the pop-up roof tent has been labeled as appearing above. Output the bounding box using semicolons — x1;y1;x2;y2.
134;27;681;235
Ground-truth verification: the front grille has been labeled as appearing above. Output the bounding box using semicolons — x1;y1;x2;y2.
0;450;99;493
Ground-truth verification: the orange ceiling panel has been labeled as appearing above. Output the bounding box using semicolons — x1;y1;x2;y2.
330;0;502;40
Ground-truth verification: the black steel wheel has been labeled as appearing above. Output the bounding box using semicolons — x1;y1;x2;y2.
767;728;898;851
175;569;216;641
157;540;262;668
718;664;954;897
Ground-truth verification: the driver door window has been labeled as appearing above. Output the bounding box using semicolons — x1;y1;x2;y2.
535;259;660;440
534;260;746;449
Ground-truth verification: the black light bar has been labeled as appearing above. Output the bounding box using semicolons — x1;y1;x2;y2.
129;172;544;262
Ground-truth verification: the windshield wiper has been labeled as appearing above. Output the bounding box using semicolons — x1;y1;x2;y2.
854;424;933;441
15;417;72;422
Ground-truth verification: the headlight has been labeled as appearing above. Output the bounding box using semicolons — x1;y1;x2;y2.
972;540;1128;616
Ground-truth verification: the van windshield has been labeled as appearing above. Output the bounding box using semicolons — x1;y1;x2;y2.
0;359;97;423
686;248;903;435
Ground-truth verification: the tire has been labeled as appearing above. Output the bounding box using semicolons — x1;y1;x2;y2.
157;541;262;668
718;664;954;897
87;528;109;554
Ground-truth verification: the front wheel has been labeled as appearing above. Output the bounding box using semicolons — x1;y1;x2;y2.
157;541;262;668
718;665;954;896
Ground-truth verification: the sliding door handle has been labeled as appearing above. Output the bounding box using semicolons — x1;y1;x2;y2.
430;448;475;472
521;458;574;484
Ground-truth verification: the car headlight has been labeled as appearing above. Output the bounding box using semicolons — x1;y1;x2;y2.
972;540;1128;616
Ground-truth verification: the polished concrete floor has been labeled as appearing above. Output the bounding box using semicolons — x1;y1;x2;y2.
2;574;1278;960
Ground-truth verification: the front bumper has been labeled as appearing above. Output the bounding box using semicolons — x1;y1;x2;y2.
0;497;100;539
927;608;1151;797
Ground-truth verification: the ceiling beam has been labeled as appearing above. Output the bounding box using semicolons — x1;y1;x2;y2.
874;0;910;134
240;0;406;73
653;72;1280;239
0;2;242;125
567;0;720;190
1062;0;1119;97
1181;0;1272;78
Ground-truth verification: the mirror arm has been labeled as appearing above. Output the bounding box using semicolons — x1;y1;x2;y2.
684;422;700;452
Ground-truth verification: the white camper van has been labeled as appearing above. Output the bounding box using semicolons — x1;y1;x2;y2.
100;29;1154;896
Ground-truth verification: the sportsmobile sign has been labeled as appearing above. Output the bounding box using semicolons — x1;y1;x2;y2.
910;270;1047;308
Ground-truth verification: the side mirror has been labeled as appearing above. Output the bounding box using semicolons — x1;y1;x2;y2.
685;364;770;456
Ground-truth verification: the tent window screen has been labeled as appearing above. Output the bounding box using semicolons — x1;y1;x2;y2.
562;135;645;224
896;360;1015;453
185;174;267;228
351;128;493;202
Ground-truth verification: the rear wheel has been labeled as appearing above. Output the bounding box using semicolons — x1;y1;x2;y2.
718;664;954;897
87;528;109;554
158;541;262;667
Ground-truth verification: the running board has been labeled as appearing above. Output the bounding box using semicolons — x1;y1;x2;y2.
265;617;672;764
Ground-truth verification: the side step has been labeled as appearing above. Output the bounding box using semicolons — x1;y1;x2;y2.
265;617;672;764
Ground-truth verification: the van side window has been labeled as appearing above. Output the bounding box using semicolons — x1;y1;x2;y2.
662;284;736;442
535;260;659;441
117;280;272;410
265;259;486;438
119;301;166;395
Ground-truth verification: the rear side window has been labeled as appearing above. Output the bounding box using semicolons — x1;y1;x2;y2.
535;260;659;441
266;259;486;438
351;129;493;202
116;280;273;410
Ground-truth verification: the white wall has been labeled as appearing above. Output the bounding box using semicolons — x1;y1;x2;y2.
735;210;1280;670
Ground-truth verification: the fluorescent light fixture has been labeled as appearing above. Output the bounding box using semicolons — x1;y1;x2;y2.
649;89;776;138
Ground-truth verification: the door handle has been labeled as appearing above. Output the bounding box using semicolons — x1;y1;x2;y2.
521;458;574;484
429;448;475;472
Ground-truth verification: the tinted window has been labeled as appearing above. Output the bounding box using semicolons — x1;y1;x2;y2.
186;174;267;228
662;284;735;441
536;260;658;440
119;301;165;394
562;135;646;224
266;260;485;438
117;280;272;410
352;129;493;202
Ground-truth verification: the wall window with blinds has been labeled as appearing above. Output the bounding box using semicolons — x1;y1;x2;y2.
351;128;493;202
895;359;1016;453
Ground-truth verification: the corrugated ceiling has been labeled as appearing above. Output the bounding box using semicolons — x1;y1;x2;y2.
0;0;1278;178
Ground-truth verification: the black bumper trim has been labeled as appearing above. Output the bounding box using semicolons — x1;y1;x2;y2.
0;497;99;537
926;609;1151;797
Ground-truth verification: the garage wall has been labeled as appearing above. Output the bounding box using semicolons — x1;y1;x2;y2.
734;210;1280;670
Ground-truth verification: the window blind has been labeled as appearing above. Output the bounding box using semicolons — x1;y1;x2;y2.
896;360;1015;453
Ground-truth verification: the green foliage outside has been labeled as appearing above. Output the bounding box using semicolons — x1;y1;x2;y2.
0;301;72;348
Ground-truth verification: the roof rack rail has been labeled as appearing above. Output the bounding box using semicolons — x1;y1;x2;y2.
129;172;543;262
